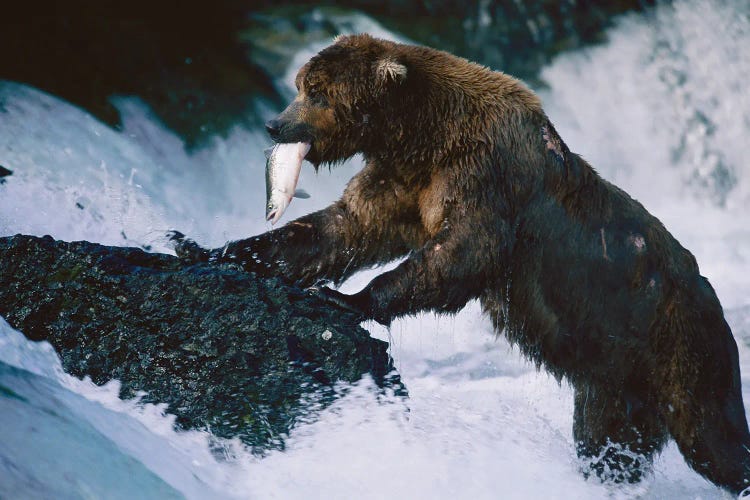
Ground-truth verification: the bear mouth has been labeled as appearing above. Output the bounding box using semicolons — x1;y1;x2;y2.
304;141;321;167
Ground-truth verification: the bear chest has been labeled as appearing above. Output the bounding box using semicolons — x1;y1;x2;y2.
418;175;449;238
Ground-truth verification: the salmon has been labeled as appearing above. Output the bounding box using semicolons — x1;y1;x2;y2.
264;142;311;224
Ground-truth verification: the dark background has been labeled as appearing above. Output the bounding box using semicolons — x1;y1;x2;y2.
0;0;655;148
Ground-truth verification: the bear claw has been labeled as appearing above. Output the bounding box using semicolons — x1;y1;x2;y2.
307;286;368;321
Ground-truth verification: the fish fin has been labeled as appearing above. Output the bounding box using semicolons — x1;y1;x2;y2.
263;146;274;159
293;189;311;199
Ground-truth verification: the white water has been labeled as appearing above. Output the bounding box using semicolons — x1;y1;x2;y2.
1;1;749;498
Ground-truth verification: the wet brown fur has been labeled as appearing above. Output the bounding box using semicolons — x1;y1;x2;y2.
181;35;750;494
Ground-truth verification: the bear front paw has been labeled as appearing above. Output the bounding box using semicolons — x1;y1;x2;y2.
307;286;370;322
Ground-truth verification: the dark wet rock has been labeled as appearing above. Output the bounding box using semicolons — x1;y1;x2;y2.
0;234;404;454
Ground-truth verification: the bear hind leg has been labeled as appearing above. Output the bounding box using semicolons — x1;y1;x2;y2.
658;302;750;495
663;376;750;494
574;384;668;484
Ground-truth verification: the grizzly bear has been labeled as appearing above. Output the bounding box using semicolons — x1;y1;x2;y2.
171;34;750;494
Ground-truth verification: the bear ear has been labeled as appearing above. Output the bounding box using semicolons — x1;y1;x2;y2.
375;58;407;85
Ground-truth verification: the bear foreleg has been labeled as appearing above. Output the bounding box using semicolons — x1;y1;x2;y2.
173;200;417;287
330;226;494;325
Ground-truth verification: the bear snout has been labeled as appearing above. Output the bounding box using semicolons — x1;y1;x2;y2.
265;118;282;141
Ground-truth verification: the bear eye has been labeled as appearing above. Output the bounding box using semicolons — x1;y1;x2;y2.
308;89;329;107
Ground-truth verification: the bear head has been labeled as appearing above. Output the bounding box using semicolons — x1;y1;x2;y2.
265;34;408;167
